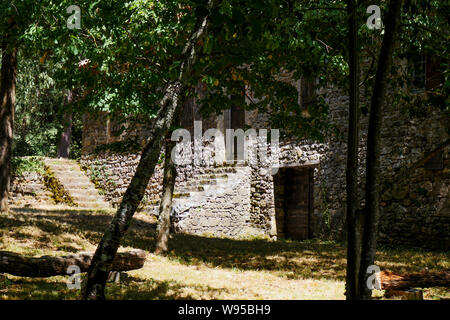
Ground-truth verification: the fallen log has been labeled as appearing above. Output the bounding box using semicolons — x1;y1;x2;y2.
384;288;423;300
0;249;146;277
380;270;450;290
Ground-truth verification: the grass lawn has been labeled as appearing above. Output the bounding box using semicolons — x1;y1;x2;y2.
0;207;449;300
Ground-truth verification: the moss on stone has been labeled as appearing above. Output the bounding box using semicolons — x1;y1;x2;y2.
42;166;77;207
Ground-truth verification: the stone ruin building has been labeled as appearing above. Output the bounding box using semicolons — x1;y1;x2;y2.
81;72;450;250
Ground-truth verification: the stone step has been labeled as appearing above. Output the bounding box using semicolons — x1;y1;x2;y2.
65;188;100;196
203;167;237;174
49;170;89;178
44;159;78;165
47;165;81;171
45;161;78;166
56;177;93;184
12;194;52;201
189;173;225;180
61;182;99;188
180;174;229;183
76;201;110;209
176;185;204;193
51;172;88;179
71;194;104;202
173;192;191;198
13;185;48;194
216;161;248;167
15;183;45;189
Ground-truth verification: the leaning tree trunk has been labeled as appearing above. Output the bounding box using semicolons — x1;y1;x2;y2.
358;0;403;300
82;83;183;300
155;96;187;254
345;0;361;301
57;91;74;158
0;42;18;213
82;1;217;300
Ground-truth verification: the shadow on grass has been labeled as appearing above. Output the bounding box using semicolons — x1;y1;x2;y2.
0;275;228;300
107;276;233;300
5;207;156;245
5;207;347;281
166;235;347;281
3;207;449;283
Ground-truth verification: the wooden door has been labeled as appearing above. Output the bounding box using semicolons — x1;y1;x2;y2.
284;168;311;240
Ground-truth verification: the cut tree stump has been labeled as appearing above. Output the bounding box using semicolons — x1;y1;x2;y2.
107;271;129;283
380;270;450;290
0;249;146;277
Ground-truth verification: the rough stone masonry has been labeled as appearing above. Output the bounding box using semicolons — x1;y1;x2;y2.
80;85;450;250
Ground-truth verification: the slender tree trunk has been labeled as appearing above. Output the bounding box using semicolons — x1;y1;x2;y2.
0;42;18;213
155;138;176;255
155;91;189;254
358;0;403;300
57;91;74;158
82;2;217;299
345;0;361;301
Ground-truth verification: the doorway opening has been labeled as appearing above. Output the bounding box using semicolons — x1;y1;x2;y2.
274;166;314;241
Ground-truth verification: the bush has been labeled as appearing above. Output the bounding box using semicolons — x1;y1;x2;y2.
11;157;45;177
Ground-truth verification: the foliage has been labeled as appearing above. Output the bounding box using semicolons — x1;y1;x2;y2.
359;0;449;114
81;161;117;194
93;138;143;155
3;0;446;152
0;0;447;154
69;114;84;159
29;0;352;142
1;1;84;158
11;156;45;177
13;55;79;157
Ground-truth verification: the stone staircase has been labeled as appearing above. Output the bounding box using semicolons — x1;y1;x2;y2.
143;162;247;214
175;166;238;195
170;162;253;237
44;158;111;209
10;172;53;207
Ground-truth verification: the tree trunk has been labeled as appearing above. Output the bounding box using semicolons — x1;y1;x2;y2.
82;2;217;300
57;91;74;158
0;250;145;277
82;83;183;300
0;42;17;213
345;0;361;301
155;138;177;255
358;0;403;300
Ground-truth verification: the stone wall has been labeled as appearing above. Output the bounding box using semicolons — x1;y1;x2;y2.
313;88;450;248
81;148;264;238
256;87;450;249
80;152;164;211
81;87;450;248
